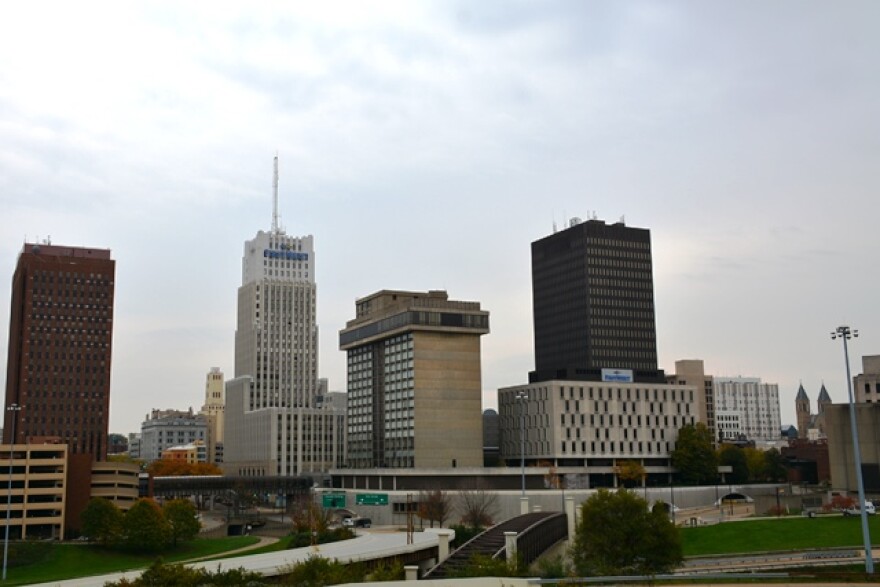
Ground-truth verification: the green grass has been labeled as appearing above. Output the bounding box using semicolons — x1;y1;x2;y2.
5;536;259;586
682;515;880;556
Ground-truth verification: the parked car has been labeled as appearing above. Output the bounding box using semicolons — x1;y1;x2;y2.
843;501;876;516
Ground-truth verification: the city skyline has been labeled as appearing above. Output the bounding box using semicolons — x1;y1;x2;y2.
1;2;878;433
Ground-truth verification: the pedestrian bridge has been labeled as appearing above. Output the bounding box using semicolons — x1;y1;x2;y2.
424;511;568;579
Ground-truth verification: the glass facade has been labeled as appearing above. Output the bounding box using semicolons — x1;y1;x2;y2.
347;333;414;468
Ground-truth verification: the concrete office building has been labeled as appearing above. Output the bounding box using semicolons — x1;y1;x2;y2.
339;290;489;469
3;242;115;531
498;379;698;486
127;433;141;460
826;402;880;492
854;355;880;403
224;169;346;476
530;217;661;384
200;367;225;464
139;408;208;463
497;218;702;486
713;377;781;442
667;359;714;440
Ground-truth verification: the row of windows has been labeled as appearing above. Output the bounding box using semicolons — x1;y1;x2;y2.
586;239;650;251
559;386;694;402
585;268;653;281
586;257;652;271
31;270;112;283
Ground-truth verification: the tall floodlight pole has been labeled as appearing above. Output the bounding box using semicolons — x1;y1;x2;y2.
516;391;528;496
3;403;22;582
831;325;873;575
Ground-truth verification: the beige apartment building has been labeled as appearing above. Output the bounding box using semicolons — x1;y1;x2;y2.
667;359;714;440
339;290;489;469
0;443;67;540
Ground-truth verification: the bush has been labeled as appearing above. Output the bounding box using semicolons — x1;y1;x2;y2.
536;554;570;578
448;553;525;578
368;559;405;581
105;559;265;586
449;524;484;549
278;555;365;586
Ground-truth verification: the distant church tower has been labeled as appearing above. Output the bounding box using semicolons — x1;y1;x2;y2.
817;383;831;415
814;383;832;436
795;384;810;439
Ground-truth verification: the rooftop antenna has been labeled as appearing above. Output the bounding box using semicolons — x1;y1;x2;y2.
272;153;279;233
552;214;557;234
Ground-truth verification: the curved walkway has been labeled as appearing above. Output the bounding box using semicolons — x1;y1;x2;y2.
179;535;279;563
28;529;445;587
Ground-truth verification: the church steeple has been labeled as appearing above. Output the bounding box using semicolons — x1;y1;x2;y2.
795;382;810;439
817;382;831;414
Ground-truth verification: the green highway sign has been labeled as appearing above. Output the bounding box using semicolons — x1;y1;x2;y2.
322;493;346;508
356;493;388;505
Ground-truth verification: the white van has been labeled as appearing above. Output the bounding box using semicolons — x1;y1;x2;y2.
843;501;876;516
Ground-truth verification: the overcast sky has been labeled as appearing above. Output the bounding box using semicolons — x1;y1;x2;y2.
2;1;878;435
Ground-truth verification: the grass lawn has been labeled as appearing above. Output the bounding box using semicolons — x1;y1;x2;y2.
5;536;260;586
682;515;880;556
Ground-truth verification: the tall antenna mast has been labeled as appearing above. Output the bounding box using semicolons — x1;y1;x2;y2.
272;153;279;233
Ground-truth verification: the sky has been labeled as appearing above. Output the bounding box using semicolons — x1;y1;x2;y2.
1;1;878;435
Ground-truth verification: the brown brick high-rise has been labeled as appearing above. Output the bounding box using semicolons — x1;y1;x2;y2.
3;243;115;453
3;243;115;532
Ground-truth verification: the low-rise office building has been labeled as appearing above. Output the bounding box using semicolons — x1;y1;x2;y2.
498;378;698;487
826;402;880;492
139;408;208;463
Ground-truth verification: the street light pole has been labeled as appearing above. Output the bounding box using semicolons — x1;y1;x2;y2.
3;403;22;582
832;325;873;575
516;391;528;497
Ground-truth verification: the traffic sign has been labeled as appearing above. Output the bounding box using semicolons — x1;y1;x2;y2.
322;493;346;508
356;493;388;505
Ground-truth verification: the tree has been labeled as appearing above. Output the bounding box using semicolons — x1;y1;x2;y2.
457;486;498;528
162;499;200;547
615;460;646;488
570;488;682;576
81;497;123;547
146;459;222;477
718;445;749;484
670;423;718;485
122;499;171;552
290;496;329;534
418;490;452;528
763;448;787;482
826;494;856;512
743;447;765;482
